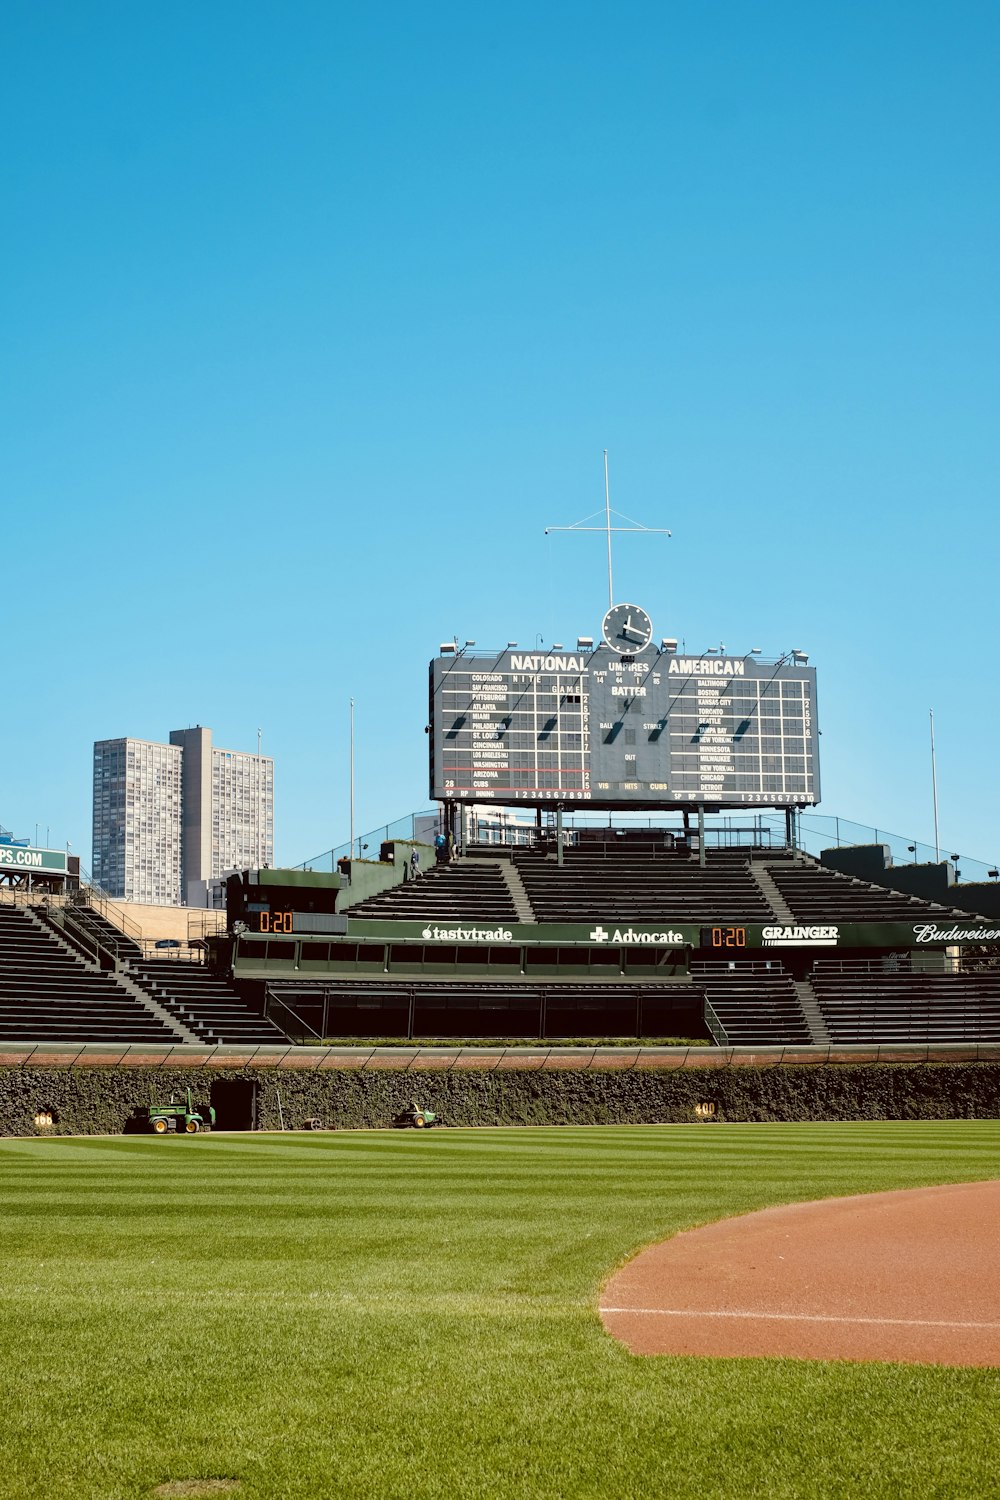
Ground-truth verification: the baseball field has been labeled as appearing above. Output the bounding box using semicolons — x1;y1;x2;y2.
2;1122;998;1499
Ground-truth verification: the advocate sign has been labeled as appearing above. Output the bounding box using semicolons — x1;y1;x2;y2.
0;845;68;875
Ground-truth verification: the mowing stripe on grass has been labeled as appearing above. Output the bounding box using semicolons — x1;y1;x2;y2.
3;1124;1000;1499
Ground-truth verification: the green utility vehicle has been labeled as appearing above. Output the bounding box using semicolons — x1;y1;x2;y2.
144;1089;216;1135
393;1100;439;1129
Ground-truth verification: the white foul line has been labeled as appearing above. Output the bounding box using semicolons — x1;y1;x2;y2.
601;1307;1000;1331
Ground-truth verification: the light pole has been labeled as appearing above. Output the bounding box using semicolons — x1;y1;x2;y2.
929;709;940;861
349;698;355;862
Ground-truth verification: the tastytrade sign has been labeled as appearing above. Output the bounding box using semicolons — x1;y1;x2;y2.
420;924;514;942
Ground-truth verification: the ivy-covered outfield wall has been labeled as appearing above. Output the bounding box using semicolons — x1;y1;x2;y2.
3;1062;1000;1137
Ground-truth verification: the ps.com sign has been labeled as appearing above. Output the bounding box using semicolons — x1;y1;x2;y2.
0;845;67;875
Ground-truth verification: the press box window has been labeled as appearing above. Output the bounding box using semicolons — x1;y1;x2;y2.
264;941;295;961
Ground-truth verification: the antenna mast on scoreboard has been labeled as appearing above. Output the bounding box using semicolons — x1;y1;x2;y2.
545;450;672;607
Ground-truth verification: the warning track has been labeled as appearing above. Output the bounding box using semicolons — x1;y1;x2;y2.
600;1180;1000;1366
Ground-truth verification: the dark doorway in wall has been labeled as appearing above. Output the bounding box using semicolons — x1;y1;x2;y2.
211;1078;258;1130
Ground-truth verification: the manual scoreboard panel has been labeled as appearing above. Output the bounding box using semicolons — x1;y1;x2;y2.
429;639;819;809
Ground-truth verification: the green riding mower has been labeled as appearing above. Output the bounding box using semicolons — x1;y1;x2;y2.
144;1089;215;1135
393;1100;440;1128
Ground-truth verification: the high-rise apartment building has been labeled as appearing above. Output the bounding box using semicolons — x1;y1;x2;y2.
92;727;274;905
92;738;184;904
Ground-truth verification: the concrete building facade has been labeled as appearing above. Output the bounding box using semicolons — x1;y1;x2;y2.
93;727;273;905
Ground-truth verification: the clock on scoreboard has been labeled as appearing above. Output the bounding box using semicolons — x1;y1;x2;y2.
602;602;654;654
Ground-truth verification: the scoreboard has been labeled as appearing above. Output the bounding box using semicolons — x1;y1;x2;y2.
429;631;819;810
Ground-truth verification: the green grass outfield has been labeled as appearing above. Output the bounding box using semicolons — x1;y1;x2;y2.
2;1124;999;1500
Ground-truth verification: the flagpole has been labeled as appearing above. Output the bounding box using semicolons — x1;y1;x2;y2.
604;449;613;607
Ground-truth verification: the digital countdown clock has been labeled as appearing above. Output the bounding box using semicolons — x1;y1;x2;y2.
700;926;747;949
254;910;293;934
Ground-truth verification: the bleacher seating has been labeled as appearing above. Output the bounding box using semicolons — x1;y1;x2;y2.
810;967;1000;1044
512;845;774;923
346;861;518;922
768;862;965;922
694;961;811;1045
0;904;179;1042
127;959;288;1045
6;830;999;1049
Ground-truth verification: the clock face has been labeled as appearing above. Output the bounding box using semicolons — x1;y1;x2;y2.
602;602;653;654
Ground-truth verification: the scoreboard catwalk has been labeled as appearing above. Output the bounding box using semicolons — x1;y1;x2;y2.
430;637;819;810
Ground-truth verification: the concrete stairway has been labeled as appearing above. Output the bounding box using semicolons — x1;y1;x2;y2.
494;859;535;923
749;862;797;922
793;977;830;1044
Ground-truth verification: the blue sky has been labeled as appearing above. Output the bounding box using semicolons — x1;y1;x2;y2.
2;1;998;868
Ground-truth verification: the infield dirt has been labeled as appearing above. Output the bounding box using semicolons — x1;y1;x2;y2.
601;1180;1000;1365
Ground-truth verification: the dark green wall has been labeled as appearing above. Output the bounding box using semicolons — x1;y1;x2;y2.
335;842;434;911
818;843;1000;913
821;844;895;881
5;1061;1000;1137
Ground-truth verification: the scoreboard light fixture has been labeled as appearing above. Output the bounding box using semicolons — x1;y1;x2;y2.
552;642;564;650
792;649;809;664
507;641;518;648
464;639;476;647
439;642;456;654
660;638;678;653
577;636;594;649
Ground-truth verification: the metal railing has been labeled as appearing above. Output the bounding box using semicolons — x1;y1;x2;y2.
0;887;67;908
293;811;439;872
52;904;134;971
264;987;314;1041
810;956;957;976
135;940;206;965
692;959;789;976
73;880;143;943
702;996;729;1047
188;912;226;942
290;806;998;885
33;904;109;969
